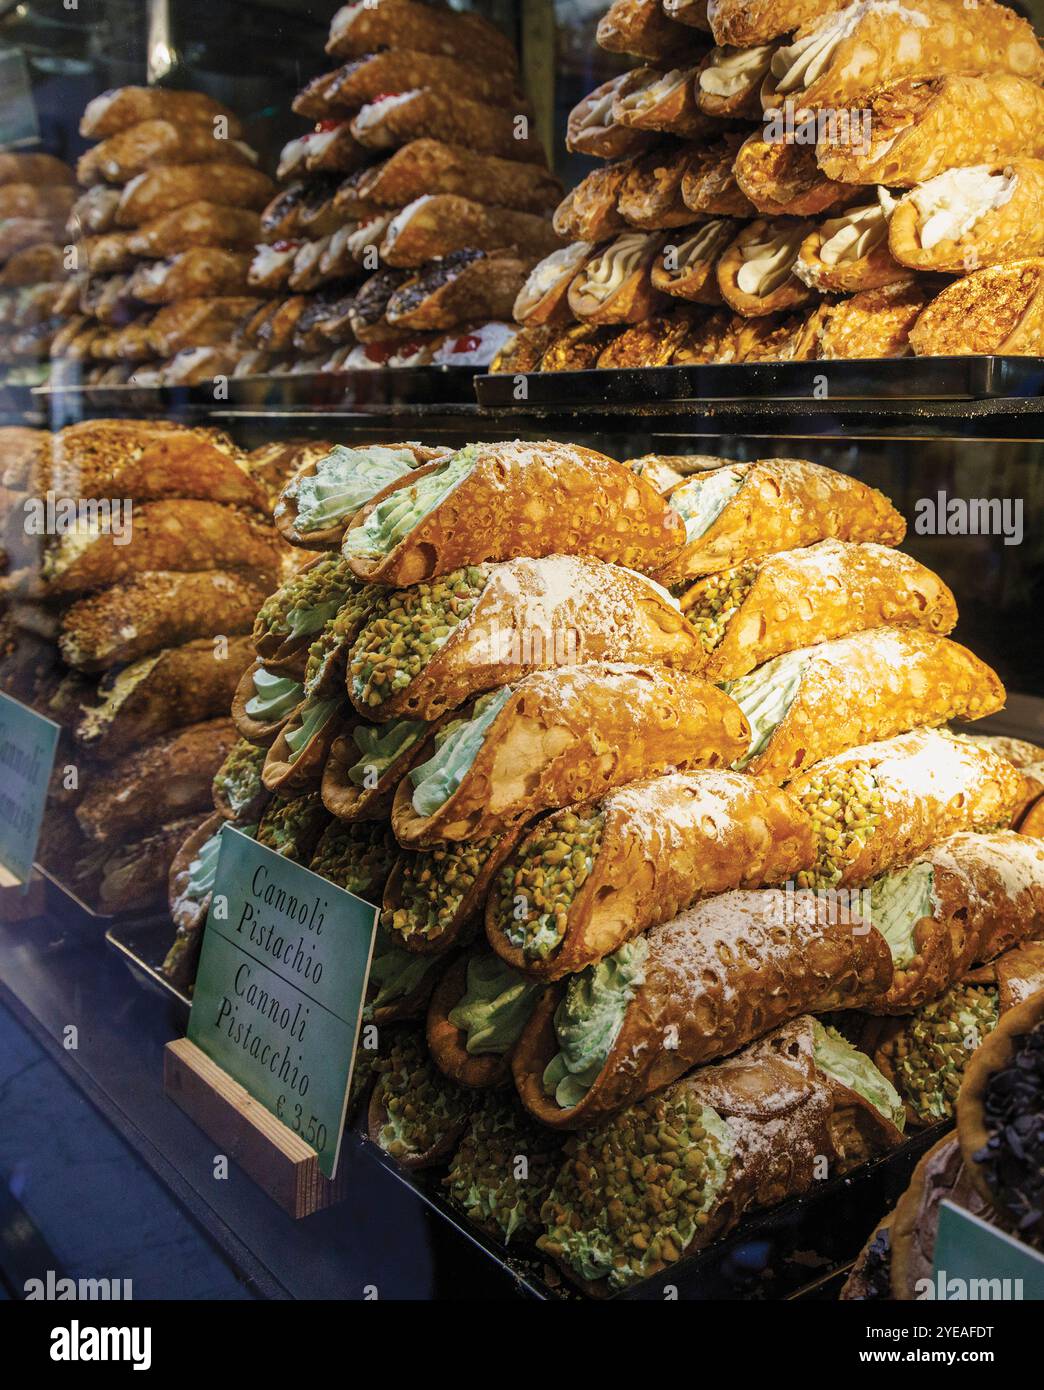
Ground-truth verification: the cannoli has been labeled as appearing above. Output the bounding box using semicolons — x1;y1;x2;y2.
255;791;330;863
129;247;251;304
342;441;686;586
514;243;594;326
716;218;815;317
391;665;748;845
707;0;845;47
595;306;700;366
566;231;665;323
165;814;251;989
840;1212;895;1301
68;186;120;237
567;75;657;160
327;0;519;71
719;308;822;362
213;738;270;823
75;635;255;758
0;184;74;221
651;218;736;302
725;628;1003;784
863;830;1044;1016
116;164;274;225
42;500;281;597
680;133;754;217
617;145;695;231
818;277;928;358
487;769;812;978
308;817;398;901
817;74;1044;188
147;297;262;356
380;195;562;269
385;250;532;331
787;728;1025;890
321;718;428;821
962;736;1044;826
0;152;73;186
79;231;135;274
660;455;906;584
98;814;209;916
348;555;702;722
47;419;256;504
665;0;710;28
262;693;345;795
329;50;523;110
81;87;239;140
596;0;694;63
232;661;304;747
613;66;712;140
735;135;861;221
670;306;733;362
0;218;64;262
363;924;444;1026
444;1093;561;1243
59;570;270;673
540;322;624;370
909;258;1044;356
76;718;237;845
351;139;561;216
957;991;1044;1243
351;91;544;165
489;324;555;374
275;442;441;548
0;243;66;288
259;183;309;242
696;44;773;119
253;556;370;679
125;202;262;258
552;162;632;243
888;160;1044;273
538;1014;904;1292
367;1027;474;1170
795;195;905;292
426;950;543;1088
77;121;257;187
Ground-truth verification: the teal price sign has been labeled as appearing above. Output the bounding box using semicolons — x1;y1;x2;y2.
930;1199;1044;1301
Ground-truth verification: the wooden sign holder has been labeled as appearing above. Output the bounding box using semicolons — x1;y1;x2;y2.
164;1037;351;1219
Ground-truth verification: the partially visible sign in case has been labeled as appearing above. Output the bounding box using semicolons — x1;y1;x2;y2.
0;691;60;888
0;51;40;149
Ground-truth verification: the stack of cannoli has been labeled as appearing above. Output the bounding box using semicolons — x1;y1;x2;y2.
15;418;294;914
239;0;563;378
497;0;1044;374
0;154;76;389
56;87;274;387
151;433;1044;1293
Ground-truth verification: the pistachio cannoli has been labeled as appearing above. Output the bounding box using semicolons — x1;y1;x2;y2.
724;628;1004;784
538;1014;904;1292
567;230;666;323
346;555;703;723
367;1028;473;1170
232;660;304;747
513;242;594;327
341;442;687;586
566;75;657;160
716;218;816;317
255;790;330;863
213;737;270;822
427;949;544;1087
796;195;906;292
252;556;371;678
445;1093;562;1244
308;817;398;901
658;454;906;583
262;694;346;795
165;816;260;988
321;719;429;821
487;770;812;979
909;258;1044;356
391;665;749;845
363;924;444;1026
788;728;1025;890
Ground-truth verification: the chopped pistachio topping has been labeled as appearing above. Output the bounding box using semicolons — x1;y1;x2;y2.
677;564;757;653
303;583;383;698
889;984;1001;1124
256;792;327;862
495;809;605;961
382;834;503;943
375;1030;472;1162
213;738;267;818
445;1094;561;1243
255;554;359;642
309;819;397;899
791;760;884;889
538;1087;734;1290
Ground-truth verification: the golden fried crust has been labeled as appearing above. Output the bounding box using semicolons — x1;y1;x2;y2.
617;145;696;231
128;248;251;304
391;664;749;845
81;87;241;140
262;706;345;796
0;184;75;221
613;65;713;140
320;725;428;822
385;252;533;331
681;134;755;217
744;629;1005;784
346;443;687;586
596;0;695;62
147;297;263;357
330;50;523;109
790;729;1026;887
356;140;562;215
116;165;275;226
890;159;1044;273
818;278;927;358
327;0;519;71
77;120;256;187
910;258;1044;356
351;90;545;165
735;135;864;217
797;220;906;294
126;202;262;256
426;956;515;1088
567;75;657;160
651;218;736;303
708;0;844;46
515;898;893;1129
380;195;562;268
488;771;813;980
232;659;300;748
0;425;50;489
595;308;698;366
0;152;73;186
540;323;621;370
553;164;632;243
490;325;556;374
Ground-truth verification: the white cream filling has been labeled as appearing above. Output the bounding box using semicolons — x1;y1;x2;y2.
819;197;893;265
664;220;731;278
617;69;687;113
353;91;420;134
771;1;929;94
576;233;650;304
383;196;431;251
348;213;395;258
582;84;621;131
735;224;805;297
699;46;773;98
516;242;593;314
909;166;1017;249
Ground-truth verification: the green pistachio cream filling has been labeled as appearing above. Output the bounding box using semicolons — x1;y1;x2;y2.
890;984;1000;1124
446;1094;561;1244
303;584;382;698
282;696;340;764
543;938;649;1110
868;862;938;970
670;466;745;542
447;951;543;1056
213;738;266;817
343;446;478;562
288;444;419;533
186;822;258;902
383;834;503;943
257;554;359;642
349;565;490;711
309;819;397;899
376;1030;472;1162
244;667;303;723
363;924;440;1021
811;1021;906;1131
409;686;512;817
723;649;809;769
538;1086;734;1289
348;719;427;787
496;808;605;961
256;792;326;862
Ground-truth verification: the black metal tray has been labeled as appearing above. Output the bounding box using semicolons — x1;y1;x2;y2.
475;355;1044;409
105;914;191;1017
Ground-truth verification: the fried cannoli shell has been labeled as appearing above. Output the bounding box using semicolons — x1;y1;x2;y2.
98;815;207;915
965;736;1044;823
166;812;225;982
818;277;929;358
116;165;274;225
796;210;906;294
514;242;595;326
75;636;255;760
366;1070;469;1172
77;121;256;187
385;251;532;331
596;0;693;63
651;218;736;302
232;660;302;748
540;323;623;371
327;0;519;72
695;44;773;120
765;0;1044;113
817;74;1044;189
716;218;815;317
126;201;262;257
552;162;633;243
617;145;696;231
351;91;545;166
909;258;1044;356
43;500;281;598
329;50;523;111
426;956;516;1088
788;729;1026;888
740;630;1005;784
867;832;1044;1016
59;570;271;673
488;771;813;980
515;891;893;1129
567;75;657;160
489;324;555;374
659;458;906;585
321;724;427;822
379;194;561;269
82;88;241;140
889;160;1044;274
262;704;345;795
734;133;858;218
669;306;733;362
355;140;561;215
613;66;712;140
391;665;749;845
0;152;73;186
354;555;704;723
148;297;263;357
681;135;754;217
664;0;710;29
595;306;699;367
344;442;686;587
567;232;665;324
707;0;844;47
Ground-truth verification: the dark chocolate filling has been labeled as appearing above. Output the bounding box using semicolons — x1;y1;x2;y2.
387;249;486;315
975;1020;1044;1247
